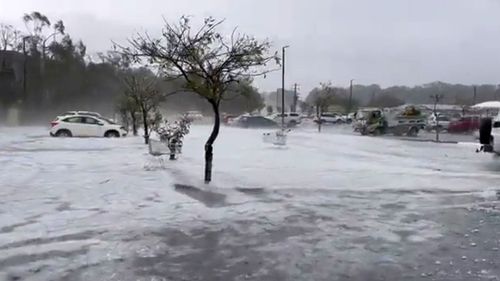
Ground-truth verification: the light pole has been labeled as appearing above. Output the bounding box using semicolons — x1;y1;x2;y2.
281;45;290;128
292;83;299;112
348;79;354;113
473;85;477;105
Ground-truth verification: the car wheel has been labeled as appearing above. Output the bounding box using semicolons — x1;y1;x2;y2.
55;129;72;137
288;120;297;128
407;127;419;137
104;130;120;138
479;118;492;145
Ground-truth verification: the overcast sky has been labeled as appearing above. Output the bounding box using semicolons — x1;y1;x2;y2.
2;0;500;94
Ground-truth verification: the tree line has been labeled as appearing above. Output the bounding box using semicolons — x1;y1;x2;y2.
0;12;266;124
300;81;499;114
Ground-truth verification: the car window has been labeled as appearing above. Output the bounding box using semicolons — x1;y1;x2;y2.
290;113;299;117
261;117;274;125
83;117;99;124
63;117;83;123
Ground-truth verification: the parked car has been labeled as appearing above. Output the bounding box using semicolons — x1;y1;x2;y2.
50;115;127;137
185;111;204;121
447;116;480;133
270;112;301;127
314;112;344;124
222;114;238;125
235;116;278;128
345;113;356;124
426;113;451;131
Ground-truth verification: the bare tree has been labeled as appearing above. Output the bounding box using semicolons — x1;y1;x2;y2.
42;20;65;61
122;72;165;144
22;11;50;53
313;83;336;133
0;24;21;51
118;16;279;183
22;11;64;59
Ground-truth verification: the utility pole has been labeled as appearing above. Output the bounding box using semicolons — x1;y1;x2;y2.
292;83;299;112
281;45;290;128
473;85;477;105
431;93;444;142
275;89;279;113
348;79;354;113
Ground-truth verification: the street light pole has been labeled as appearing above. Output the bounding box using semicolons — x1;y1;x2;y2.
292;83;299;112
349;79;354;113
473;85;477;105
281;45;289;128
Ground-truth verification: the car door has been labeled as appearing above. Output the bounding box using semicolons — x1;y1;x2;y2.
82;117;104;137
61;116;85;137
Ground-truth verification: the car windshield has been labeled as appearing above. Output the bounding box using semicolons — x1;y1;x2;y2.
436;116;449;121
3;2;498;280
101;117;116;124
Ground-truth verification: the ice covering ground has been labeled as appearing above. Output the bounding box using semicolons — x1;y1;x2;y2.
1;125;500;280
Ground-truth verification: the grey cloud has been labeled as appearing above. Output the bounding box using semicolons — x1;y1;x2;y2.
2;0;500;94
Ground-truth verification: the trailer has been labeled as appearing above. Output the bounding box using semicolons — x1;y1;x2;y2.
355;107;426;137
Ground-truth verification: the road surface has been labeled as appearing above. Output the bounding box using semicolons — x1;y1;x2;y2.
1;125;499;281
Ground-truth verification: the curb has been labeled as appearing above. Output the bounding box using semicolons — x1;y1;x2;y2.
399;138;458;144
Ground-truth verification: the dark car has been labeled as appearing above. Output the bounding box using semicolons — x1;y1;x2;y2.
447;116;480;133
236;116;278;128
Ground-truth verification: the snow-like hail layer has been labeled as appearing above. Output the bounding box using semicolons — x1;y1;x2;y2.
0;125;499;280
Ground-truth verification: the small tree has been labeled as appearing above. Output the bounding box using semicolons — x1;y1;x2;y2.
117;95;140;136
119;16;278;183
122;72;165;144
312;83;335;132
266;105;273;115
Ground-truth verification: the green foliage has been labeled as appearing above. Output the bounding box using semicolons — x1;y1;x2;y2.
306;83;336;115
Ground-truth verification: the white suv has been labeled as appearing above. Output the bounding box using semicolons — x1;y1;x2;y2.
314;112;345;124
50;115;127;137
271;112;301;127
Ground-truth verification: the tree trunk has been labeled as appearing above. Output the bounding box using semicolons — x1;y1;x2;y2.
130;112;138;136
142;108;149;144
205;100;220;184
317;107;322;133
